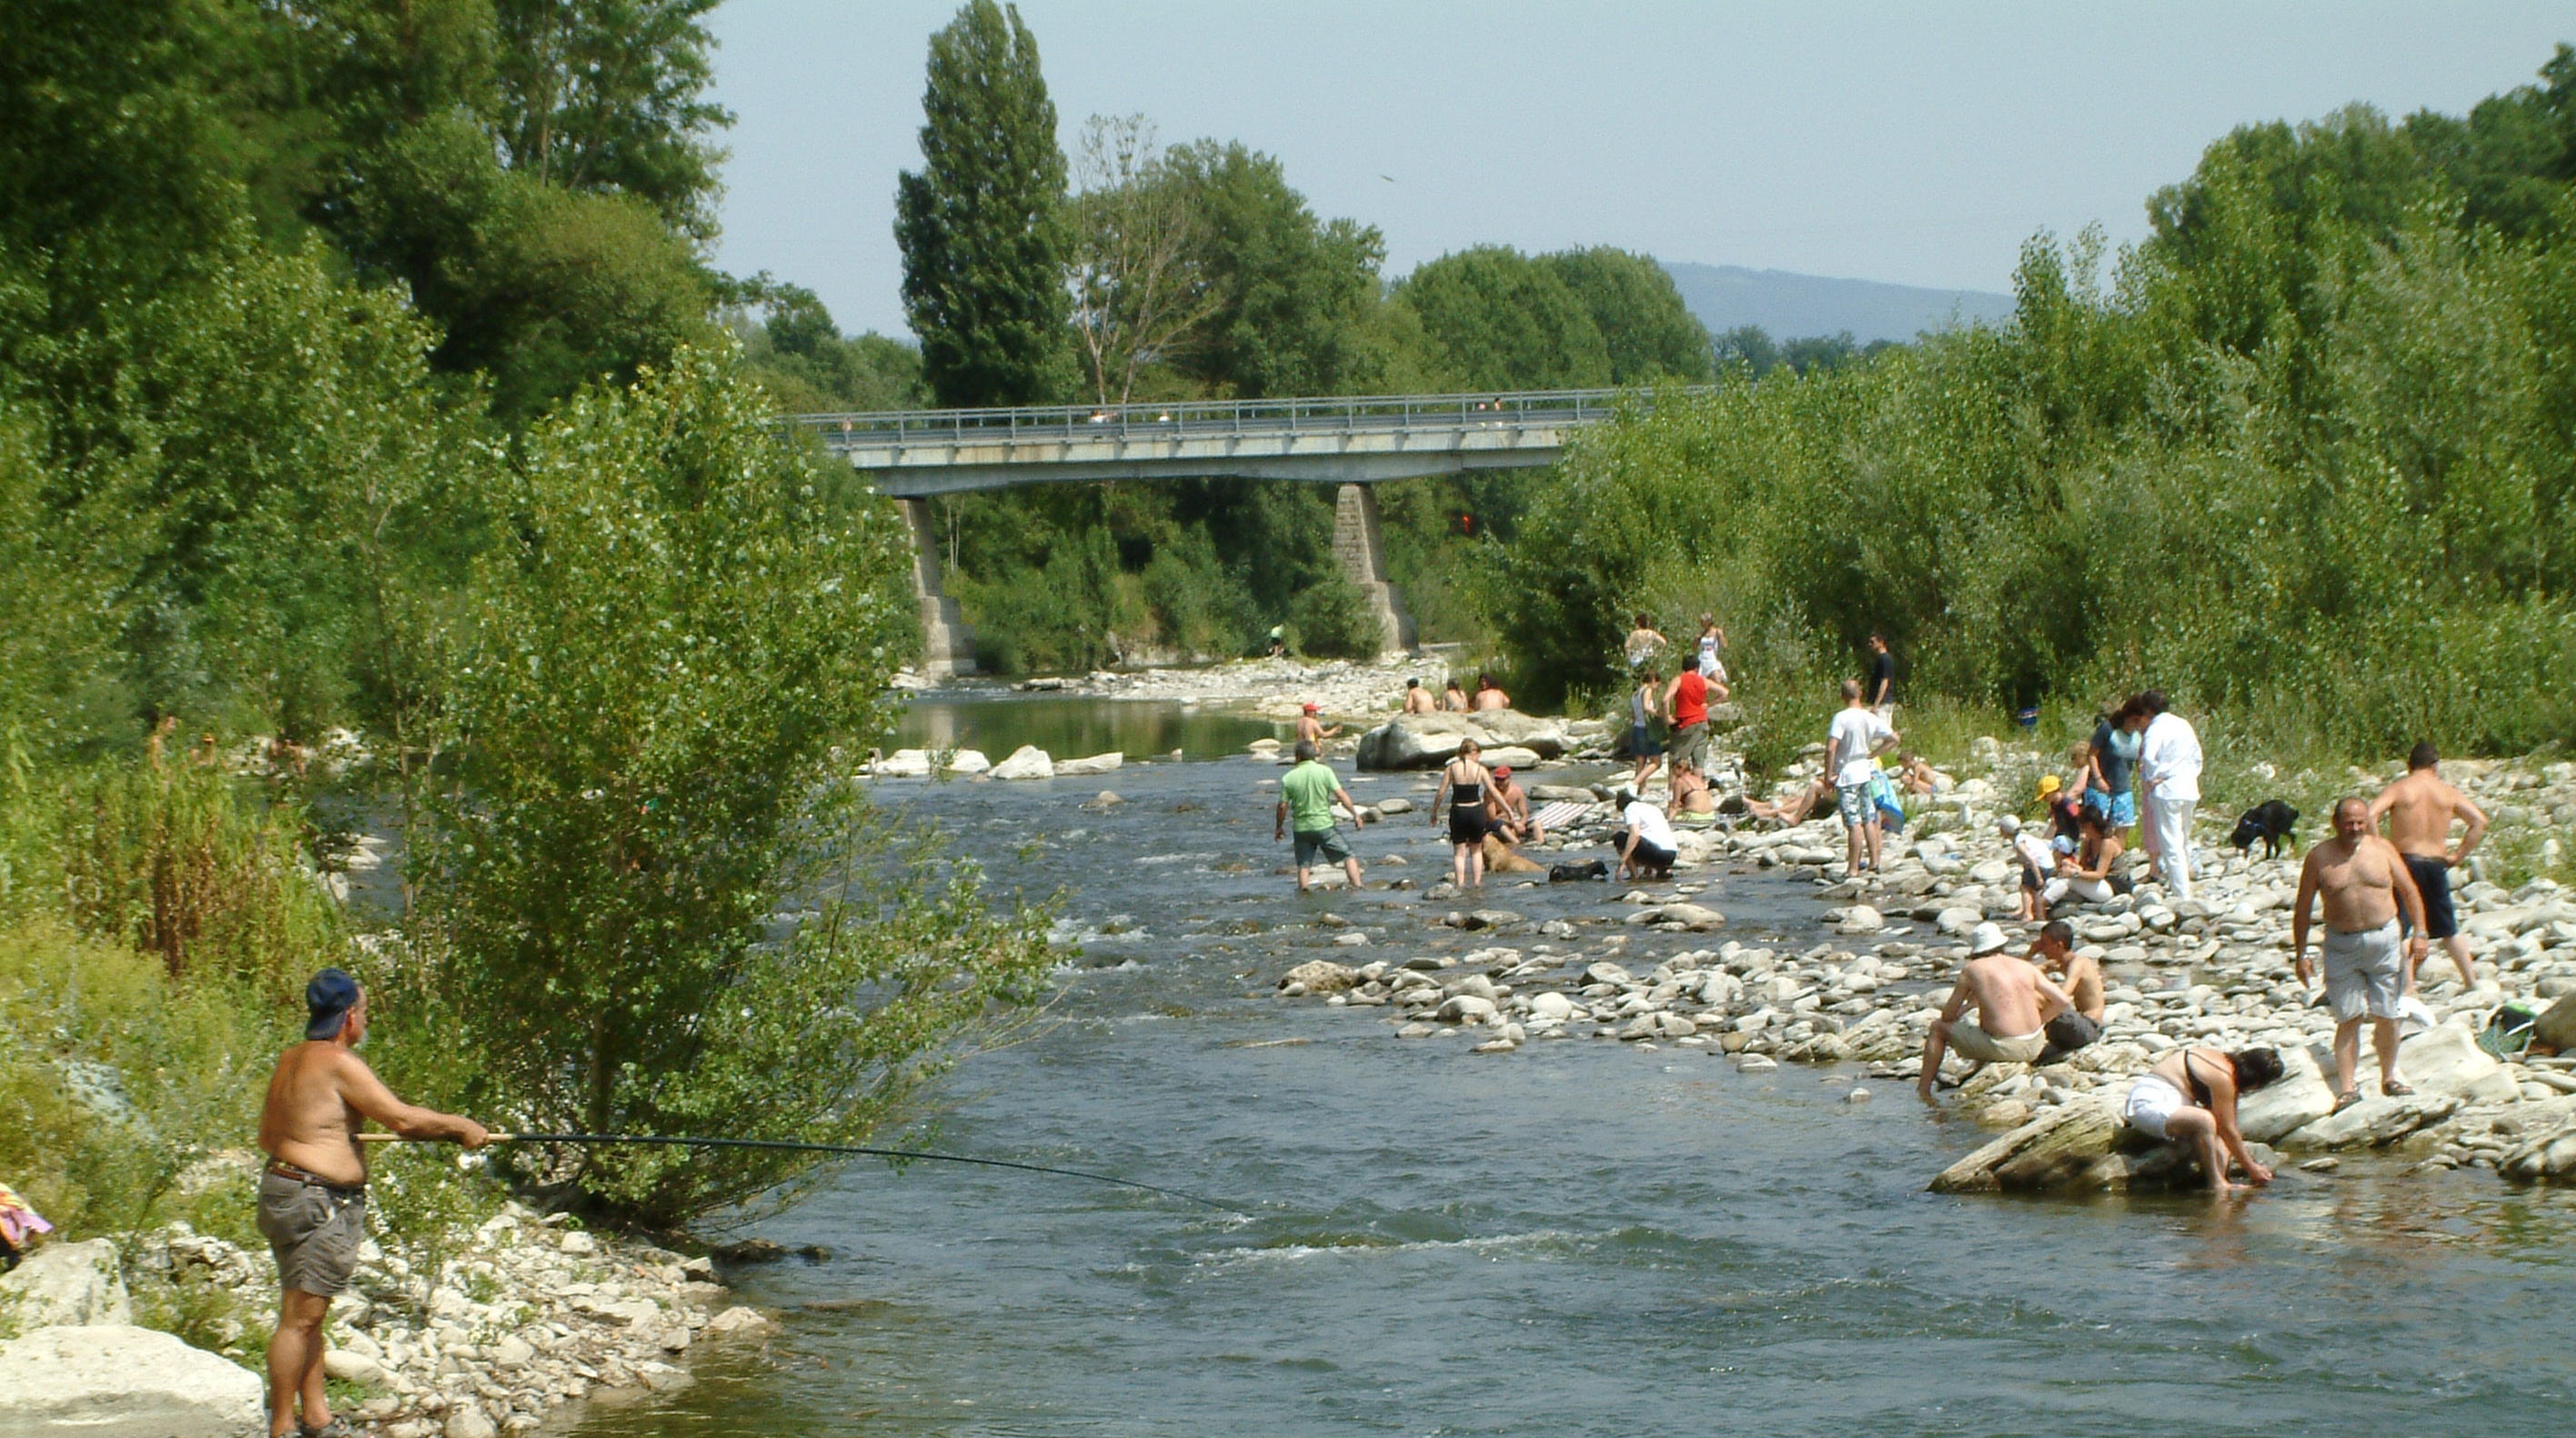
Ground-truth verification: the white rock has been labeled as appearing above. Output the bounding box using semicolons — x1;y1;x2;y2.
704;1305;780;1339
0;1239;130;1328
446;1403;499;1438
1528;992;1577;1021
1054;750;1124;776
0;1324;262;1435
869;749;932;778
1835;905;1886;935
988;745;1055;780
1434;994;1499;1024
944;749;990;774
322;1347;390;1385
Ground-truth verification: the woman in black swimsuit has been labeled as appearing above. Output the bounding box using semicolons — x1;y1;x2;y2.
2122;1045;2284;1192
1430;739;1494;890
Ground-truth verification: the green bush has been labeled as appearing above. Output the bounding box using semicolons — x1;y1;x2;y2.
420;346;1053;1231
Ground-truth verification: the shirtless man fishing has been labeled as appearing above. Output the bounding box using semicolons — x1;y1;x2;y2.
2368;741;2488;991
258;970;487;1438
1917;922;2078;1101
2293;798;2430;1111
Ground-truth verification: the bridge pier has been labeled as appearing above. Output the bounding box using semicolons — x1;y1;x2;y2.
1332;484;1416;658
895;498;977;678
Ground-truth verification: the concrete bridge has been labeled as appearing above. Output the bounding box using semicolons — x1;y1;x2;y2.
789;388;1689;676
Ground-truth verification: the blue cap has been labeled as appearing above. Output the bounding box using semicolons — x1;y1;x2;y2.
306;968;360;1041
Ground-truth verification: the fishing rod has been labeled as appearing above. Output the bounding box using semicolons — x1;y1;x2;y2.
357;1131;1247;1216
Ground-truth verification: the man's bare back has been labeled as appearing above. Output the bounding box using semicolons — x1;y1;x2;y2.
1957;954;2047;1036
2301;832;2403;932
2050;951;2105;1021
2371;768;2485;861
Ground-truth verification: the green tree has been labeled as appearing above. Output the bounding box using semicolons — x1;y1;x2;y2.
895;0;1071;407
491;0;732;240
1067;116;1218;405
736;284;923;413
1158;140;1393;397
1539;247;1714;383
1394;246;1612;391
423;346;1051;1227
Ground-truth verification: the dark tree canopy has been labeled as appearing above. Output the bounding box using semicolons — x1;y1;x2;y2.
1394;246;1613;391
1539;247;1714;383
895;0;1072;407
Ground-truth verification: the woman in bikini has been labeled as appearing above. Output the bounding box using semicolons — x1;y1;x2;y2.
2121;1046;2284;1192
1430;739;1494;890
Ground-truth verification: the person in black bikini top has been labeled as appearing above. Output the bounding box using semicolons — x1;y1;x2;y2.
2121;1046;2285;1193
1430;740;1493;890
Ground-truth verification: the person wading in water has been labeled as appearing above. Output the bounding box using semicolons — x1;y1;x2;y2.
258;970;487;1438
1430;739;1494;890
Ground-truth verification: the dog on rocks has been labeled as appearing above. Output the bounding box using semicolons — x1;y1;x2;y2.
2228;799;2300;860
1549;859;1610;882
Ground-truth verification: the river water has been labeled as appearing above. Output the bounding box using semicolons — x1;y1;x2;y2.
572;698;2576;1436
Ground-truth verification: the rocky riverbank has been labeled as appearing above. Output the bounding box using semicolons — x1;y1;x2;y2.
937;654;1437;719
1269;734;2576;1192
0;1198;779;1436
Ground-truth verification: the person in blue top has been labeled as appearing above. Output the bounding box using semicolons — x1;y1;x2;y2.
2080;698;2146;829
1276;740;1368;893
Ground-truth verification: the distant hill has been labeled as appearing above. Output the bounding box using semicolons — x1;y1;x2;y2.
1659;261;2015;345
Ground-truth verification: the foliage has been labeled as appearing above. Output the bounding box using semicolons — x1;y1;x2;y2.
490;0;732;241
60;764;343;989
895;0;1072;407
1501;59;2576;754
1712;325;1897;377
734;284;924;413
1539;247;1716;383
420;346;1052;1228
1066;116;1220;406
1285;569;1385;659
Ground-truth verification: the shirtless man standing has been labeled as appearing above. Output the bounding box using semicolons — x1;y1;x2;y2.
2293;798;2429;1110
2369;741;2488;991
1918;922;2075;1101
258;970;486;1438
1295;702;1342;747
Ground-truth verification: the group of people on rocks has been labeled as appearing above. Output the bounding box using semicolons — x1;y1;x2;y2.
1401;673;1511;714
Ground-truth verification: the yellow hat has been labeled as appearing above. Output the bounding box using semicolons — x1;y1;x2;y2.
2036;775;2063;799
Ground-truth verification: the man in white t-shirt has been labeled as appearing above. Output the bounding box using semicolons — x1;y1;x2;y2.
1611;785;1678;881
1826;677;1897;876
2136;689;2203;900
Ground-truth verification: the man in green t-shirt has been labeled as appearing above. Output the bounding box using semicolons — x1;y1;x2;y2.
1275;739;1368;892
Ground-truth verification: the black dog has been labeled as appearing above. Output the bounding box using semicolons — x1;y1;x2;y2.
1549;859;1609;883
2229;799;2300;860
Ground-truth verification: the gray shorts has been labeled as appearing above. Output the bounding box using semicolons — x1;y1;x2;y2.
2322;920;2404;1022
1836;782;1875;829
257;1169;367;1297
1293;827;1353;867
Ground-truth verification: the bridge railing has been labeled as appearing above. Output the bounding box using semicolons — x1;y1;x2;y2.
785;387;1706;451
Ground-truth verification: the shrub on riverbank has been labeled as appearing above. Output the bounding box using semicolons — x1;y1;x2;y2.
1504;72;2576;766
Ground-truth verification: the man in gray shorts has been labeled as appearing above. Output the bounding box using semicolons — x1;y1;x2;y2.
258;970;487;1438
2292;798;2428;1111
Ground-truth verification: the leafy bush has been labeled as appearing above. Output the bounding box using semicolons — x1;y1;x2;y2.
1285;569;1385;659
421;347;1053;1230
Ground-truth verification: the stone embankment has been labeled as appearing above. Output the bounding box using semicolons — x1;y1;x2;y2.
0;1203;779;1437
1271;739;2576;1192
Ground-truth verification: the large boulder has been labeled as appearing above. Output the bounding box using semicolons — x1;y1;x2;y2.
987;745;1054;780
2395;1023;2520;1105
1354;713;1568;770
0;1239;129;1330
1276;960;1360;995
0;1324;262;1436
2234;1045;2339;1144
2281;1091;2462;1150
2533;993;2576;1053
1054;751;1123;777
2500;1118;2576;1183
868;749;932;778
1930;1101;2278;1194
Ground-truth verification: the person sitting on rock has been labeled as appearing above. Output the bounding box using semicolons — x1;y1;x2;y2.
2120;1046;2283;1192
1893;751;1951;795
1669;758;1718;817
1487;765;1544;843
1403;679;1436;715
1611;784;1678;881
2027;920;2104;1065
1917;922;2076;1101
2045;808;2127;908
1440;677;1469;712
1746;774;1834;827
1470;673;1512;711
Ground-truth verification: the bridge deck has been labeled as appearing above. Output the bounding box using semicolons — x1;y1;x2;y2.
787;387;1696;496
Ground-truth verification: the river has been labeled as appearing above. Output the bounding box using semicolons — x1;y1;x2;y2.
570;696;2576;1436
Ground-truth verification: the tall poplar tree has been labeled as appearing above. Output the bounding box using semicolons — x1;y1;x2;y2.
894;0;1071;407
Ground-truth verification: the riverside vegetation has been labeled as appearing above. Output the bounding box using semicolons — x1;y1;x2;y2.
0;0;1053;1425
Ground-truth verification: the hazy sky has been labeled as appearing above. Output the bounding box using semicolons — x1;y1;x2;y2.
707;1;2572;337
